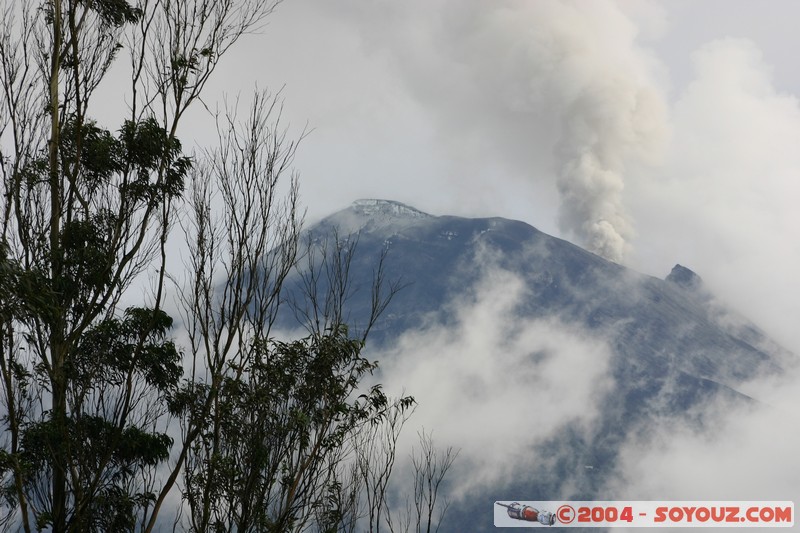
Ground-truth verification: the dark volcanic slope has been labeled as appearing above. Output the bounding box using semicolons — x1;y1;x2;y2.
292;199;787;384
277;199;793;532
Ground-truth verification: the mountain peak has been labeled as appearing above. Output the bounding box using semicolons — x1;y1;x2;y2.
313;199;434;236
666;264;703;290
350;199;432;219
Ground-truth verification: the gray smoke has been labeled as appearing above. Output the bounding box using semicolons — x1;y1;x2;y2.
554;78;668;263
494;0;670;263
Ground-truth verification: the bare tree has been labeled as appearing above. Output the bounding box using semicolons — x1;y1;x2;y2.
355;399;416;533
408;431;459;533
170;88;304;532
345;420;460;533
173;139;419;530
291;229;405;343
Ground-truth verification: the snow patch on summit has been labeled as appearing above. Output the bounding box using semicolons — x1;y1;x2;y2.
351;199;432;219
314;199;434;236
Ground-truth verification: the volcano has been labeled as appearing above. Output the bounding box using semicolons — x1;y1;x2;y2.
276;199;794;532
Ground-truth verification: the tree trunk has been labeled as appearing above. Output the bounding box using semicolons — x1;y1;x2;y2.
48;1;66;530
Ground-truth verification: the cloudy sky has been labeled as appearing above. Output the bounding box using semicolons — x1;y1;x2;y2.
180;0;800;522
189;0;800;356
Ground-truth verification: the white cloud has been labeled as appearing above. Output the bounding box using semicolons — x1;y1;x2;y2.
605;368;800;532
374;265;614;498
629;37;800;353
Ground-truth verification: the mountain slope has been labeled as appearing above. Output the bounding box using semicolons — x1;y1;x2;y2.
298;199;787;382
278;199;793;532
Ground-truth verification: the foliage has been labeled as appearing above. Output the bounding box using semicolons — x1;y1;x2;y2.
0;0;456;531
0;304;182;531
0;0;285;530
176;327;414;532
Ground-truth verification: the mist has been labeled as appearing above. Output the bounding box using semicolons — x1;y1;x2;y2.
372;261;614;500
604;367;800;532
629;37;800;354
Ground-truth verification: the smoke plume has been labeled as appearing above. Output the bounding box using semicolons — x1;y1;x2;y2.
490;0;671;263
554;71;668;263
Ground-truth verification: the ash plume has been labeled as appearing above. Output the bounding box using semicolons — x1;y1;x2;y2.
554;77;667;263
529;1;670;263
